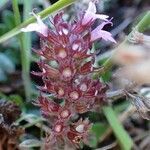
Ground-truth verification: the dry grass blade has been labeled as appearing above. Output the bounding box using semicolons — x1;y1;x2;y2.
96;141;117;150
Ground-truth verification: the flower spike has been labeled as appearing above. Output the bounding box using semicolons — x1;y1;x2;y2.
32;3;116;148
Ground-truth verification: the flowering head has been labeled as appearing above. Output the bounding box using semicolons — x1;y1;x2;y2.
26;1;116;149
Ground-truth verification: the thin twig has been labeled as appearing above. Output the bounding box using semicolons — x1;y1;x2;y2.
95;141;117;150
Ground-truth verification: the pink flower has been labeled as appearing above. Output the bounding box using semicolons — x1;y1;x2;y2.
33;12;110;149
82;1;109;25
21;12;48;37
91;21;116;43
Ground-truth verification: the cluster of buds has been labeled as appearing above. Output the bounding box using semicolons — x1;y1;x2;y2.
22;1;115;149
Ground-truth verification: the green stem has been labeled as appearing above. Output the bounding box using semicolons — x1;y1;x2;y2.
12;0;32;100
23;0;33;100
93;57;112;79
136;11;150;32
12;0;21;25
23;0;32;71
0;0;79;44
103;106;133;150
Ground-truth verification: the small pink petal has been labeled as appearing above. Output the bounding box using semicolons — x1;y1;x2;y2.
87;1;96;13
95;14;109;20
99;30;116;43
21;12;48;37
82;2;109;25
96;20;113;31
82;12;109;25
91;22;116;43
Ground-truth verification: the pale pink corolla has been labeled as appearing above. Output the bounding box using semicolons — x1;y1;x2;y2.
82;1;109;25
21;12;48;37
91;21;116;43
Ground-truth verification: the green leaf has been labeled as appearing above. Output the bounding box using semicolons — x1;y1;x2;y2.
136;11;150;32
97;58;112;82
89;123;108;148
92;123;108;139
101;71;111;82
103;106;133;150
9;94;24;108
